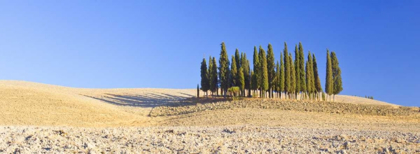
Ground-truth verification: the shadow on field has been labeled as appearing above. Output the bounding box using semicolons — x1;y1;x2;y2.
84;93;194;108
84;93;231;108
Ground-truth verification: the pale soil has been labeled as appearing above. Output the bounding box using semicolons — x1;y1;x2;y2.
0;80;402;127
1;125;420;153
0;80;419;153
334;95;399;107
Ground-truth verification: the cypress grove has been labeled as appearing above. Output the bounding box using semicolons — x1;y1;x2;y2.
201;42;340;102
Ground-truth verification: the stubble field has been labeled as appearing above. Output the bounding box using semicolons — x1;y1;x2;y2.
0;81;419;153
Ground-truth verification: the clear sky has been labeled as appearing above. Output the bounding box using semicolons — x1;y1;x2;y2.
0;1;419;106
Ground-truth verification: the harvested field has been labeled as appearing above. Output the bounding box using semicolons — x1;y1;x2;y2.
0;81;419;153
1;126;420;153
151;99;419;117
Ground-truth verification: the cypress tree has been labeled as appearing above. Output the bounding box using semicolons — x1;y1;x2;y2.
284;42;290;98
219;42;229;97
267;43;275;98
253;46;260;96
247;60;251;97
208;56;213;95
331;51;343;100
325;49;334;98
289;54;295;99
306;51;315;98
200;58;209;96
211;57;218;96
294;45;300;95
298;42;307;95
313;54;322;93
280;52;285;98
238;66;245;96
310;52;315;93
235;49;241;70
231;55;238;87
259;46;269;98
251;70;257;95
276;61;280;98
241;53;251;97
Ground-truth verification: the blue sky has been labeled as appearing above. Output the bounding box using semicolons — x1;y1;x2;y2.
0;0;419;106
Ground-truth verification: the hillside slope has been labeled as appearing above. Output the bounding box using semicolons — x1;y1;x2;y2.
0;80;402;127
0;81;151;127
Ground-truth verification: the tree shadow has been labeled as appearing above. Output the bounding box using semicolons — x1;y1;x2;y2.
84;92;233;109
83;92;198;108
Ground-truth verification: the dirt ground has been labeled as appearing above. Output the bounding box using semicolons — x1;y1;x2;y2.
0;80;419;153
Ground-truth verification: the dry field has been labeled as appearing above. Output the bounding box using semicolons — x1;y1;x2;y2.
0;80;419;153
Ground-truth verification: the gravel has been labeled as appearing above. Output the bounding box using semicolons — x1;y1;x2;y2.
1;125;419;153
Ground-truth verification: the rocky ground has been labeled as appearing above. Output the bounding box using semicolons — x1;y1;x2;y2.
1;125;420;153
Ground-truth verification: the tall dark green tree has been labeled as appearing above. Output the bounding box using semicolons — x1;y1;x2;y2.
219;42;230;97
283;42;291;98
238;66;245;96
259;46;269;98
312;54;322;93
289;54;295;99
276;61;280;98
231;55;238;87
267;43;275;98
247;60;251;96
211;57;218;96
253;46;260;96
235;49;241;70
325;49;334;98
331;51;343;101
200;58;209;96
294;44;300;95
241;53;251;97
298;42;307;96
251;70;257;95
306;51;315;98
208;56;213;95
280;53;285;98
